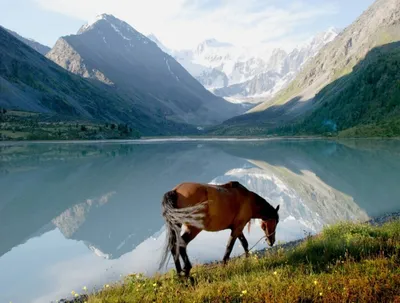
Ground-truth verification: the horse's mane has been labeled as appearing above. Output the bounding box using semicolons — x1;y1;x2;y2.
247;219;254;234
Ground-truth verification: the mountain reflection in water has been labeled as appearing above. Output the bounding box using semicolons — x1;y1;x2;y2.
0;139;399;303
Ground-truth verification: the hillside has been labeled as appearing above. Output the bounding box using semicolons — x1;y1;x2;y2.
277;42;400;137
0;26;196;136
212;43;400;137
213;0;400;136
78;219;400;303
5;27;51;55
46;14;243;126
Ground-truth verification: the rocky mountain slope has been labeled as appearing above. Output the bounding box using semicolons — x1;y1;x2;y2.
215;0;400;135
0;26;195;136
4;27;51;55
46;14;243;126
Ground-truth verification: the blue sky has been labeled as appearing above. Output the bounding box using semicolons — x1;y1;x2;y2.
0;0;375;50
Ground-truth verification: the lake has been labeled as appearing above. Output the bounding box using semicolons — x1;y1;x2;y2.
1;138;399;303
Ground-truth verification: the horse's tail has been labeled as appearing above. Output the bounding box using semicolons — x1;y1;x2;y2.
158;190;207;270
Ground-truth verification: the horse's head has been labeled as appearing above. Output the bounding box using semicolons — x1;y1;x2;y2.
260;204;280;247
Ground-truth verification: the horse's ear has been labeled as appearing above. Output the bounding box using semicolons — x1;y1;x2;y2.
276;205;280;211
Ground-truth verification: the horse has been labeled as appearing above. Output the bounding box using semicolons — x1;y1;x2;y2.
158;181;280;277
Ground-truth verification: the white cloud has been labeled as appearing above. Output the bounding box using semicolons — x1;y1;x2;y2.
35;0;338;50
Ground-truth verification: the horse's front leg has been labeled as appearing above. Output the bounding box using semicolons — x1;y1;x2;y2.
238;232;249;257
222;234;237;264
223;224;246;264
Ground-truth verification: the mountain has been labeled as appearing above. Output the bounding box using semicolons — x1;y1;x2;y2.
164;28;339;104
5;28;51;55
147;33;171;54
215;0;400;136
212;28;339;103
277;42;400;137
172;39;264;91
46;14;243;126
0;25;194;136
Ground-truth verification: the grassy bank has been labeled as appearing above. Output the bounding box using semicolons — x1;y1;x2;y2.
79;220;400;303
0;110;141;140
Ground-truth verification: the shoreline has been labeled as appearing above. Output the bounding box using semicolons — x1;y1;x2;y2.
203;210;400;265
57;210;400;303
1;136;400;146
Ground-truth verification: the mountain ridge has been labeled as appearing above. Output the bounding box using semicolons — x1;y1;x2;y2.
213;0;400;135
152;28;339;104
0;25;196;136
46;14;244;126
3;27;51;56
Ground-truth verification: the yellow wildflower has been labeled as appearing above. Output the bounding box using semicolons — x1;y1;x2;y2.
83;286;87;291
273;271;277;275
71;291;76;295
105;284;110;288
319;292;323;296
314;280;318;285
242;290;247;295
74;293;79;298
153;283;157;287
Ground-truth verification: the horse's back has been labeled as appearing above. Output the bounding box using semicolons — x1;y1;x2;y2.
173;181;248;208
173;182;209;208
171;181;253;231
173;181;246;198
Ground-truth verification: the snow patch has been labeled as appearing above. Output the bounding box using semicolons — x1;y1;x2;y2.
110;24;131;41
79;14;107;32
165;58;180;82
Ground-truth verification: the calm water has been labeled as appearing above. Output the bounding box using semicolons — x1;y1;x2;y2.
1;139;400;303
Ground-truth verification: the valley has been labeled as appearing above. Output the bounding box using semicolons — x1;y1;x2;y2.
1;0;399;140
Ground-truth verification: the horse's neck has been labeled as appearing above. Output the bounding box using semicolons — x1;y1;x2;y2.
251;199;272;220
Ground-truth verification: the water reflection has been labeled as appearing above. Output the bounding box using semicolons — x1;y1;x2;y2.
0;139;399;303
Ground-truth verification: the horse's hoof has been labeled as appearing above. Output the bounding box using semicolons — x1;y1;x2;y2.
188;276;195;285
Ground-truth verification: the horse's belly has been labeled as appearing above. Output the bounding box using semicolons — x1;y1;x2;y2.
202;200;236;232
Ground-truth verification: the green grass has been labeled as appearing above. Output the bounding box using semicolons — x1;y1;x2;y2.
83;220;400;303
0;110;142;141
338;120;400;138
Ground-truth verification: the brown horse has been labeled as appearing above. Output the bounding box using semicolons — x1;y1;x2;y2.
158;181;280;277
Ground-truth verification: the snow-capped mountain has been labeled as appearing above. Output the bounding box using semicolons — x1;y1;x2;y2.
150;27;340;104
214;27;340;103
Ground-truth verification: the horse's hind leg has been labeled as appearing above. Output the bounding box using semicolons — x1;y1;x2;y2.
171;225;183;276
179;226;201;277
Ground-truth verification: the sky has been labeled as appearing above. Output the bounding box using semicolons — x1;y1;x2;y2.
0;0;375;51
